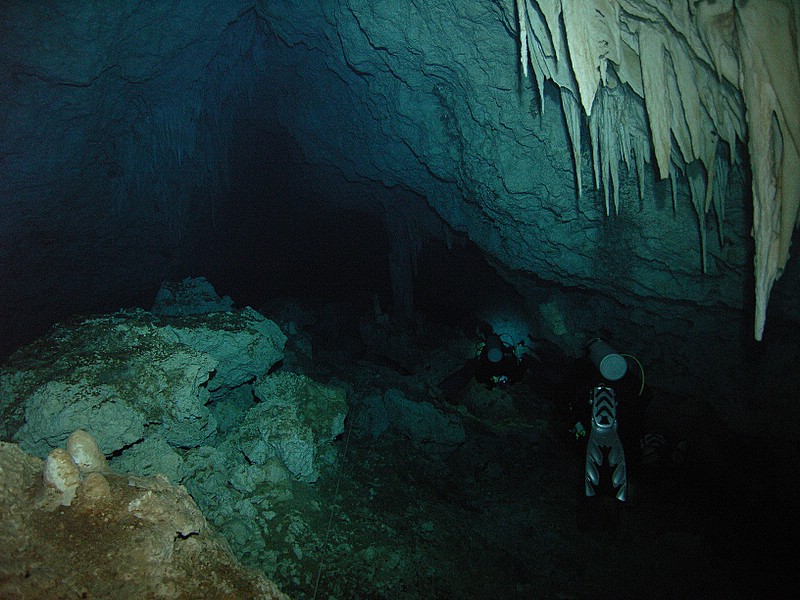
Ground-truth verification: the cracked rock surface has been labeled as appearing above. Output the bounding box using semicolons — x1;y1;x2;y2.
0;440;287;599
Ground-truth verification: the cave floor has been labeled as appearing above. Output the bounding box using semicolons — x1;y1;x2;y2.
247;299;792;599
305;421;711;600
3;297;794;599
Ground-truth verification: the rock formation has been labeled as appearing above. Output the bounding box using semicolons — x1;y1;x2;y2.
516;0;800;339
0;434;288;599
0;299;350;584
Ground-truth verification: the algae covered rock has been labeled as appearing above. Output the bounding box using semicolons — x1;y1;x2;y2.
151;276;234;317
0;305;353;584
384;388;465;452
238;371;348;482
0;307;286;457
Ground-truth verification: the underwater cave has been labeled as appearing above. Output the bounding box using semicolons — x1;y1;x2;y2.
1;1;799;598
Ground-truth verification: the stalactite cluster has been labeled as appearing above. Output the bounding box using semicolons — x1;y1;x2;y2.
516;0;800;339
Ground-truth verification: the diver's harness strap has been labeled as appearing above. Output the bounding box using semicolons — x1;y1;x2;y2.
584;386;627;501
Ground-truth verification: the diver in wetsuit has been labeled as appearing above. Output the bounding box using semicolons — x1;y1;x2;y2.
438;332;535;402
559;339;652;502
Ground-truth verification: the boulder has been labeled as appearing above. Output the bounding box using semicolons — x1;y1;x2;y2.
0;307;286;458
383;388;465;452
350;390;391;439
151;276;234;317
237;371;348;482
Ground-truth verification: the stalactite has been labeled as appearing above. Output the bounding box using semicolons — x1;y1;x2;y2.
516;0;800;339
712;154;729;247
736;0;800;340
669;162;678;215
686;161;709;274
561;89;583;199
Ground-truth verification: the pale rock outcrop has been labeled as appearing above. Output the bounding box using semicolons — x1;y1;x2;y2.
42;431;113;507
78;471;112;503
42;447;81;506
0;438;288;599
66;428;110;473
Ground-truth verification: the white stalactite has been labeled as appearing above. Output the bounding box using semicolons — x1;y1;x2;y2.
516;0;800;340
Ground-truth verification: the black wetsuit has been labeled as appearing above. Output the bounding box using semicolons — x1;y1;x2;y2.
439;339;532;401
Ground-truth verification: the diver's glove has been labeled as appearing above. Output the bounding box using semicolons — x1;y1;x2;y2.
584;386;627;501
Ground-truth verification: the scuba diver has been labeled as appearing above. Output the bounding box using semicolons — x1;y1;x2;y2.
559;338;649;502
438;329;536;402
557;337;688;502
473;332;531;389
441;329;684;505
